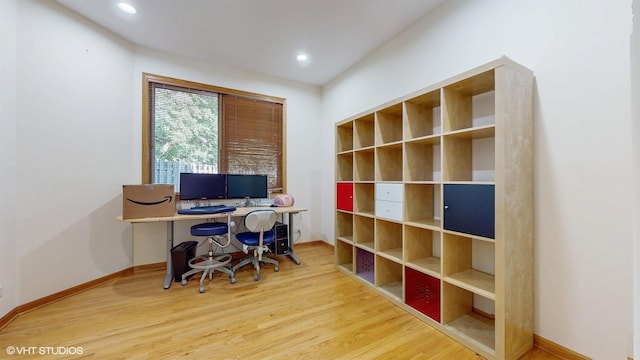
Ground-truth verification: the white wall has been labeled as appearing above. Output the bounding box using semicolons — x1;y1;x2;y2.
0;0;18;316
14;0;135;304
321;0;633;358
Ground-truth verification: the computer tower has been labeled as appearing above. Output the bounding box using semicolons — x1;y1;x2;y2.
269;222;289;255
170;240;198;282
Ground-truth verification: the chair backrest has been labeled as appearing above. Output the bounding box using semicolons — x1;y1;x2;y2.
244;210;277;233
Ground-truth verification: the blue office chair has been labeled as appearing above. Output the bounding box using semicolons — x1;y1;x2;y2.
231;209;279;281
181;214;236;293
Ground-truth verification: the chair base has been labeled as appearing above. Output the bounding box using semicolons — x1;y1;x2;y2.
182;254;235;293
231;253;279;281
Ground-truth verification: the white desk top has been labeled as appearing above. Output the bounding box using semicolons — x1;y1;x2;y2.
117;206;307;223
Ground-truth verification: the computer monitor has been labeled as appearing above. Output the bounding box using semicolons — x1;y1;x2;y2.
179;173;226;200
226;174;268;199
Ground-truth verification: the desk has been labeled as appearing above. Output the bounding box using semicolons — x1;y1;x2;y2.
117;206;307;289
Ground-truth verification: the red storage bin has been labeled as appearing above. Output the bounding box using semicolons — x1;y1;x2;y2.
405;267;441;322
337;182;354;212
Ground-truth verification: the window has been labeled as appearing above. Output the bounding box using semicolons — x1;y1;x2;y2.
142;73;286;195
151;83;220;179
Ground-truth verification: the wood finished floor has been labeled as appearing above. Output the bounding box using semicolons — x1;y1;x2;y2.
0;243;560;359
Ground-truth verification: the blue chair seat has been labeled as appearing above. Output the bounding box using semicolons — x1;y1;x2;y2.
231;209;279;282
191;222;229;237
236;229;276;246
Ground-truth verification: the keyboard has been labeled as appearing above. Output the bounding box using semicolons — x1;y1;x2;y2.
193;205;225;209
178;205;237;215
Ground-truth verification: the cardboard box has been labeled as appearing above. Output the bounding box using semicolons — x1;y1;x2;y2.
122;184;175;219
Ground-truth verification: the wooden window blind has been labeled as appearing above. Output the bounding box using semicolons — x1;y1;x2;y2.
221;95;283;193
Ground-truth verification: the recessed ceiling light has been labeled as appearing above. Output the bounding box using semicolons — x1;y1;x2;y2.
117;2;137;14
296;52;311;67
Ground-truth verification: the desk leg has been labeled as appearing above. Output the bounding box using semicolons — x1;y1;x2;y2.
164;221;174;289
287;212;301;265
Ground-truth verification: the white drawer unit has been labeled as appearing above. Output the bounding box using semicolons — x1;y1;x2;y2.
375;183;403;221
375;199;403;221
375;183;403;202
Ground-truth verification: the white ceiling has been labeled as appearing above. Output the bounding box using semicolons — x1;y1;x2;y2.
56;0;446;86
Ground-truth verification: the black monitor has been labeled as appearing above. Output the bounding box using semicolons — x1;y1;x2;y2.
179;173;226;200
226;174;268;199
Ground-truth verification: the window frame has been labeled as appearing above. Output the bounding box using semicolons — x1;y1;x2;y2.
142;73;287;193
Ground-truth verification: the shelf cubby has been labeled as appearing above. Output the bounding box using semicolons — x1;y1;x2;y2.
472;90;496;128
405;267;441;322
375;219;403;263
404;136;441;182
404;225;441;277
335;211;353;242
442;127;495;182
404;183;441;229
442;69;495;133
404;90;441;140
354;215;375;251
354;114;375;149
336;152;354;182
354;148;375;182
442;233;495;300
375;143;403;181
443;282;495;353
354;183;374;215
335;239;354;273
375;255;403;300
356;247;375;284
336;121;354;152
375;103;403;145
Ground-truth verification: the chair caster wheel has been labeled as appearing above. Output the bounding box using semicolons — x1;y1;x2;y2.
199;286;205;293
181;279;187;286
230;277;236;284
275;266;279;272
254;274;260;281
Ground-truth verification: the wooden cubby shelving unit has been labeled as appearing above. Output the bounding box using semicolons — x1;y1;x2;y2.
334;57;533;360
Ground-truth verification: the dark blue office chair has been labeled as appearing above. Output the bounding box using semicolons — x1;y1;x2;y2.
231;209;279;281
181;216;236;293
